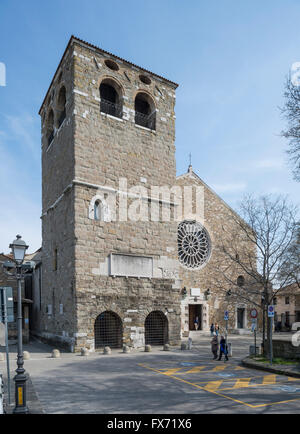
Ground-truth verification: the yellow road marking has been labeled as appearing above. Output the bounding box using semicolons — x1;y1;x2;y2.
185;366;207;374
211;365;228;372
163;368;183;376
138;363;256;408
204;381;224;392
138;364;300;409
232;378;251;389
263;375;277;385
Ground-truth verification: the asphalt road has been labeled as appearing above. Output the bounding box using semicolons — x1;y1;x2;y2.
1;335;300;414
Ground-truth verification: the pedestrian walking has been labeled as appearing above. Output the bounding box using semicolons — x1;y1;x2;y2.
194;316;199;330
215;323;219;336
218;335;228;361
210;323;215;337
211;334;218;360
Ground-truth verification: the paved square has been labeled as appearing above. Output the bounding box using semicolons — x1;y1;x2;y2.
138;361;300;409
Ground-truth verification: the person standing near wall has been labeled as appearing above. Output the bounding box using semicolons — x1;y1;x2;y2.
211;333;218;360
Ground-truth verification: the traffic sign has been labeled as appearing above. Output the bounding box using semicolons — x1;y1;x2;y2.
224;311;229;321
0;287;14;323
250;309;258;319
251;318;257;332
268;305;275;318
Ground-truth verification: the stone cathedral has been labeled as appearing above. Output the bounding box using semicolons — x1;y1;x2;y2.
33;36;256;352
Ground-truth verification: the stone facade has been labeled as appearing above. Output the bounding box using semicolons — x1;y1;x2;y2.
274;284;300;330
35;36;259;351
37;36;181;351
175;168;258;336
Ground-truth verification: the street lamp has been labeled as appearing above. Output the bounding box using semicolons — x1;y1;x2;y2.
9;235;29;414
205;288;211;300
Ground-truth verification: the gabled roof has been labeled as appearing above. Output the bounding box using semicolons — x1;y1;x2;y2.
176;165;249;226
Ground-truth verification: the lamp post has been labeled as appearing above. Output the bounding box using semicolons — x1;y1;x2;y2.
9;235;29;414
224;289;232;361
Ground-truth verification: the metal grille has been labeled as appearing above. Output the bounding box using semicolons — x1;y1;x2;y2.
274;313;300;332
47;130;54;147
100;98;123;118
94;311;123;349
145;311;168;346
57;109;66;128
135;110;156;130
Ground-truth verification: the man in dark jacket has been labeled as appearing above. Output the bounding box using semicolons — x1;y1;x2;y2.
218;336;228;361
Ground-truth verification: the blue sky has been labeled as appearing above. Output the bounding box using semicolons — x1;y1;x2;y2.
0;0;299;253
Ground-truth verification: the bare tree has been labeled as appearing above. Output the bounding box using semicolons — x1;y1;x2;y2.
281;75;300;181
213;194;299;356
280;222;300;288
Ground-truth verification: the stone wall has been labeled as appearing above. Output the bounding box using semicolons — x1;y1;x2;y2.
272;339;300;360
175;170;259;336
38;37;182;351
37;36;260;350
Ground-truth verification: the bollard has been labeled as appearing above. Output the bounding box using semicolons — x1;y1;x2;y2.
103;346;111;355
163;344;170;351
181;342;187;351
188;337;192;350
23;351;30;360
145;345;151;352
81;348;89;356
123;345;130;354
52;349;61;358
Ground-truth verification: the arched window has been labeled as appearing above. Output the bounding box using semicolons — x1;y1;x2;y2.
145;311;168;345
94;311;123;349
135;92;156;130
237;275;245;287
99;79;122;118
46;109;54;147
57;86;66;128
94;200;101;221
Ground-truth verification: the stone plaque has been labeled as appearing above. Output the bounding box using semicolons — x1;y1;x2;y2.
110;253;153;278
191;288;201;296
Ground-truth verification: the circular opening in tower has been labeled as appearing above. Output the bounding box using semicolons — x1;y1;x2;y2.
178;220;211;269
104;59;119;71
139;74;151;85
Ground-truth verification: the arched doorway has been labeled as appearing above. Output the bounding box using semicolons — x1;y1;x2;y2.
145;311;168;345
94;311;123;349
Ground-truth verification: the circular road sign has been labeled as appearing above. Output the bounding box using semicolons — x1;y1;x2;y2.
250;309;258;319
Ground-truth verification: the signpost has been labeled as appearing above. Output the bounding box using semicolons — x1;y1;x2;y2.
268;305;274;365
0;287;14;404
250;308;258;357
224;311;229;360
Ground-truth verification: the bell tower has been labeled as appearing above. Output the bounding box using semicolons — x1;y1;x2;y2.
38;36;181;351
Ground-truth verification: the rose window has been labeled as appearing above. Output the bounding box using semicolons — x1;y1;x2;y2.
178;221;211;269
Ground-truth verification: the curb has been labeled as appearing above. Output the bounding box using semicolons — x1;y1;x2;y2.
3;373;45;414
242;357;300;379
